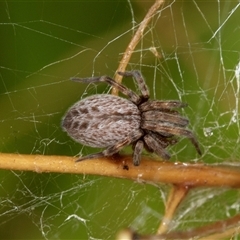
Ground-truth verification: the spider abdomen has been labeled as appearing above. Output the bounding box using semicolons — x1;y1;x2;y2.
62;94;141;148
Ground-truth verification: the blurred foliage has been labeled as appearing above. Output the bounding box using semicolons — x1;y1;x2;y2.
1;1;240;239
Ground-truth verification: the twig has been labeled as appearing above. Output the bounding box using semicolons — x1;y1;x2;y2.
112;0;165;95
157;185;190;234
157;213;240;239
116;213;240;239
1;153;240;188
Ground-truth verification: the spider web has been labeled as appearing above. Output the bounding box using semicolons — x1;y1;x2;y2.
1;1;240;239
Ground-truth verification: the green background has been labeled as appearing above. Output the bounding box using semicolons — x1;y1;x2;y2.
1;1;240;239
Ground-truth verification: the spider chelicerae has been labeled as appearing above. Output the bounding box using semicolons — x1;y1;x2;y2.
62;70;202;166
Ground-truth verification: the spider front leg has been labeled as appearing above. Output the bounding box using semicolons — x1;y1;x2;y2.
143;134;171;160
71;75;141;104
142;122;202;156
142;111;189;128
140;100;188;112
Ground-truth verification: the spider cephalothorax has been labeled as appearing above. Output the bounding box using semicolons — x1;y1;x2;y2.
62;70;202;166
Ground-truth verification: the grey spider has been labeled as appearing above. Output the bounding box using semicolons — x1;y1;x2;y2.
62;70;202;166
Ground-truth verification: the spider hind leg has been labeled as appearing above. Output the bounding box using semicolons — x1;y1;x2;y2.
133;140;144;166
76;130;144;165
75;152;105;162
71;74;141;104
118;70;150;100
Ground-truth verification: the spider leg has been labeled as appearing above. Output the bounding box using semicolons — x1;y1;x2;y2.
140;100;188;112
142;111;189;127
144;134;171;160
133;140;144;166
76;130;143;163
75;152;105;162
118;70;150;100
142;123;202;156
71;76;141;104
146;131;179;149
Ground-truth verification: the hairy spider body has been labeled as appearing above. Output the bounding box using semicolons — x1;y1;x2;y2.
62;94;142;148
62;70;202;166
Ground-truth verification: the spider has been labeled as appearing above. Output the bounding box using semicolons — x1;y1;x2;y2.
62;70;202;166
